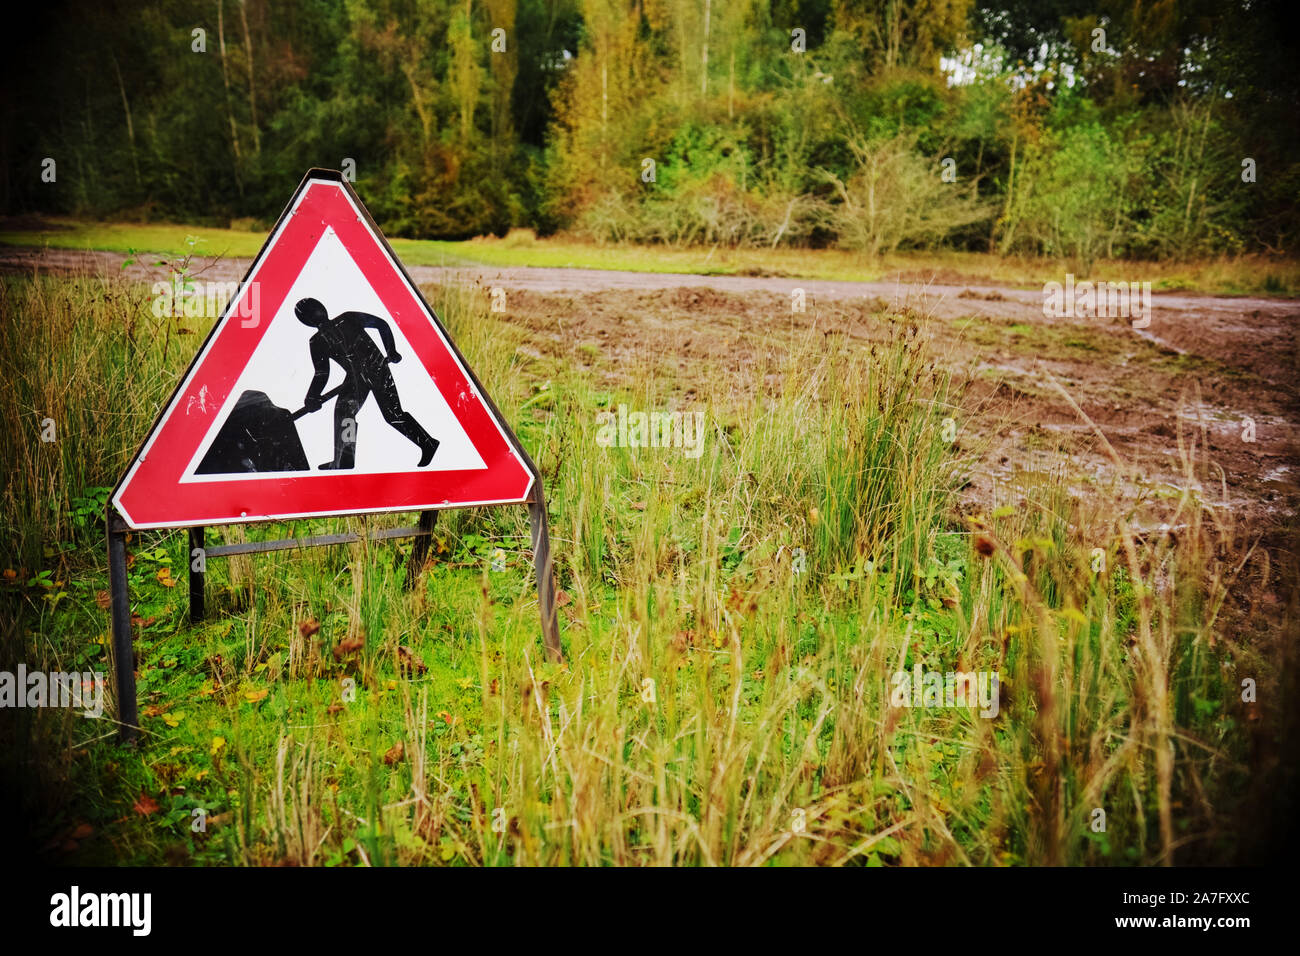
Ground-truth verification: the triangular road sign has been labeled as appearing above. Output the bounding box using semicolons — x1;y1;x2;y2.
112;169;535;529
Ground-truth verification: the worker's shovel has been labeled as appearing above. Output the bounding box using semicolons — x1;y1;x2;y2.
289;382;347;421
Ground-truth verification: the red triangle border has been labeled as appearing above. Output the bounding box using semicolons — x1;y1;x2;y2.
112;171;535;529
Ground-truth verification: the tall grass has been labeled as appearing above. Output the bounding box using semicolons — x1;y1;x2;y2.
0;273;195;564
0;270;1265;866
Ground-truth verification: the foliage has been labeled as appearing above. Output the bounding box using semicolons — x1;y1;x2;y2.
2;1;1297;259
823;132;989;256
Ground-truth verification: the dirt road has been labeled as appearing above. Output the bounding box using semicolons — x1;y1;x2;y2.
5;245;1297;540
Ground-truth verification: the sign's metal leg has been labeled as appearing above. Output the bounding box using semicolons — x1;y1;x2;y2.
189;526;205;623
528;488;562;662
108;518;139;743
403;510;438;590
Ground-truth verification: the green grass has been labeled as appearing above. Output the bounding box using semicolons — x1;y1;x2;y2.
4;217;1298;296
0;272;1266;866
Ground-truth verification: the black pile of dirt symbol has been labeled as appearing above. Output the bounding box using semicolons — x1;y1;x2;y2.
196;390;311;474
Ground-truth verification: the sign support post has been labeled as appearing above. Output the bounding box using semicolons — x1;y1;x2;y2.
109;493;559;739
107;510;140;743
528;488;561;662
402;510;438;589
106;169;562;742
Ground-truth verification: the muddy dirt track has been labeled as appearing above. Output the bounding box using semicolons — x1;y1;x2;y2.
4;246;1298;545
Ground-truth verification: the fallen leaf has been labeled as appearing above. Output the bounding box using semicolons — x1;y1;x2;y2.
383;741;405;765
156;569;175;588
132;791;160;817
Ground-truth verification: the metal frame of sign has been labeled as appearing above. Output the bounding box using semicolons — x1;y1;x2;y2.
106;169;561;744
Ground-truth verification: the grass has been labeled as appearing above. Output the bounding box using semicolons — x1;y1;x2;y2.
3;217;1298;296
0;268;1273;866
